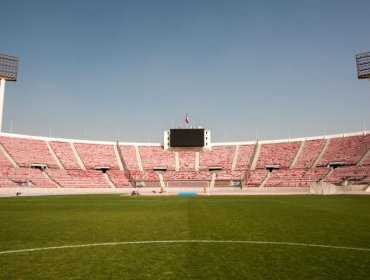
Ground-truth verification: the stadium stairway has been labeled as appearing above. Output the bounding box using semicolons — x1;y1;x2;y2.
322;168;334;182
42;171;62;188
50;141;81;170
312;138;331;167
358;148;370;166
0;143;18;167
290;140;305;168
71;143;86;170
175;152;180;171
235;144;255;170
135;146;144;171
231;145;239;171
195;152;200;171
46;141;64;170
103;173;116;188
250;142;261;170
260;171;271;188
113;144;125;171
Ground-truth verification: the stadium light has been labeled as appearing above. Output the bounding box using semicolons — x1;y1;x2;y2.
355;52;370;82
0;53;19;132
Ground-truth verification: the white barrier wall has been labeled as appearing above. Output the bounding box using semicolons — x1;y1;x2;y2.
309;182;340;195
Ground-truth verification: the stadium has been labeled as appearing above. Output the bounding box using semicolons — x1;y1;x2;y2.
0;129;370;196
0;92;370;280
1;1;370;279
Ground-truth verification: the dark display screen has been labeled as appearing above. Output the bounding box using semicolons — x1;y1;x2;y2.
170;129;204;147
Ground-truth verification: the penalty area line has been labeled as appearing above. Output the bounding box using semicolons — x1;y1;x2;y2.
0;240;369;255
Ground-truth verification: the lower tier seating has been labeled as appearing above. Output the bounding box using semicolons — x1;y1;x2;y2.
47;169;110;188
163;171;212;181
0;168;56;188
245;170;268;186
265;168;329;187
215;171;245;180
130;171;160;181
107;170;131;188
325;166;370;185
0;178;20;188
1;165;369;189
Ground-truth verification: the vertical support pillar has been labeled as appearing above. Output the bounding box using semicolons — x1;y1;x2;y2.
210;172;216;189
0;79;6;132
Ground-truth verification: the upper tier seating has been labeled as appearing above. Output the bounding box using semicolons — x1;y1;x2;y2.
119;145;140;171
47;169;110;188
325;166;370;185
74;143;120;170
317;134;370;166
1;167;56;188
178;151;196;171
294;139;325;169
199;145;235;170
0;145;14;168
107;170;131;188
235;144;255;170
361;151;370;166
0;136;58;168
50;141;81;170
265;168;329;187
256;141;301;169
139;146;175;170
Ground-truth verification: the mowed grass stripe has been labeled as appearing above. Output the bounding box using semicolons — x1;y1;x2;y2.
0;239;370;255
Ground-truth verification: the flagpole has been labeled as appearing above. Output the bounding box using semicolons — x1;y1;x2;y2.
185;113;189;128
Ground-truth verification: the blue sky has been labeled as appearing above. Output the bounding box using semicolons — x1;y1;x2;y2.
1;0;370;142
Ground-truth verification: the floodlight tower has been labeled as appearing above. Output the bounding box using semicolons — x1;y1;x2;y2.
356;52;370;84
0;54;18;132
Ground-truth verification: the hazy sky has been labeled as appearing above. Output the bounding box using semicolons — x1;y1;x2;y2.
1;0;370;143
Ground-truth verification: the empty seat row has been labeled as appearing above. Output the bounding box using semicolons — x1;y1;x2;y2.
256;141;301;169
317;135;370;166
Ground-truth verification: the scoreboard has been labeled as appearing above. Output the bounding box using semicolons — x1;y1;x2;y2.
170;129;204;147
163;129;211;150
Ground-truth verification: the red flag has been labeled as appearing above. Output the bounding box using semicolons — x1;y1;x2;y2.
185;113;189;124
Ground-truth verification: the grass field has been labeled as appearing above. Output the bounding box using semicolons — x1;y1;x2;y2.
0;195;369;279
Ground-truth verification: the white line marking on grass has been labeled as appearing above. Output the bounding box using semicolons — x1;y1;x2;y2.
0;240;369;255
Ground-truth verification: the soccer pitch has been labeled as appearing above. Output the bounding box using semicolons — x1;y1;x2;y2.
0;195;369;279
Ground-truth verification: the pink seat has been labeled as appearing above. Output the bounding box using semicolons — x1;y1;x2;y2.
256;141;301;169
